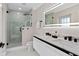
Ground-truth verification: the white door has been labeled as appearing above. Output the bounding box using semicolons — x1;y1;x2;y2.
0;3;6;56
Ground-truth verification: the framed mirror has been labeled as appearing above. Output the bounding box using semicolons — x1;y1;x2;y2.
44;3;79;27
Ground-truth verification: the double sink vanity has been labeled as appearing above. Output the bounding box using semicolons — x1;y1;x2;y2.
33;31;79;56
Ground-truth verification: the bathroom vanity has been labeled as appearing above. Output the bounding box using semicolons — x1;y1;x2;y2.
33;34;79;56
33;36;68;56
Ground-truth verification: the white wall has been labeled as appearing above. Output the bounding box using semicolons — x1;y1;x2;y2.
0;3;3;42
54;4;79;24
22;9;39;46
22;27;33;46
2;3;7;45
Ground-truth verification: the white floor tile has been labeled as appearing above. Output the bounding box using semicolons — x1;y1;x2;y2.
6;48;39;56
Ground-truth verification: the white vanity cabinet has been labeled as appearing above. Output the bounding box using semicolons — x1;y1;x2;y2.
33;37;69;56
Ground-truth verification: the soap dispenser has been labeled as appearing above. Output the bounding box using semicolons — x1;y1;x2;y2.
74;38;77;42
68;36;72;41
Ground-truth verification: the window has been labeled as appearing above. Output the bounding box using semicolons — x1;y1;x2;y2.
60;15;70;24
59;15;70;27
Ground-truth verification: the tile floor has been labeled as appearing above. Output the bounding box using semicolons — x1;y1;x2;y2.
6;47;39;56
7;43;22;48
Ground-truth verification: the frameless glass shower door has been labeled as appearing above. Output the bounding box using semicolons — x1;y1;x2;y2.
7;11;32;48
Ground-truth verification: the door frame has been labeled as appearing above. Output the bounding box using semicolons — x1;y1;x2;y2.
0;3;7;56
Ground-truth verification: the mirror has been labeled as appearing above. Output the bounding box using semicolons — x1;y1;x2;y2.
45;3;79;27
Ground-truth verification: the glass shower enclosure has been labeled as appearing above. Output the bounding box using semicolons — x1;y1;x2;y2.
7;11;32;48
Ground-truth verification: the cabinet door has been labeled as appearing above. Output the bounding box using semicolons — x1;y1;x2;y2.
40;40;69;56
33;37;69;56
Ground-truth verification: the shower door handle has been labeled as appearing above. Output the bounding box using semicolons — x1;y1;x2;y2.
0;42;5;48
20;27;22;32
19;27;24;32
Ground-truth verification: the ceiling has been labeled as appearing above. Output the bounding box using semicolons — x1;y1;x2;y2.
7;3;43;13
